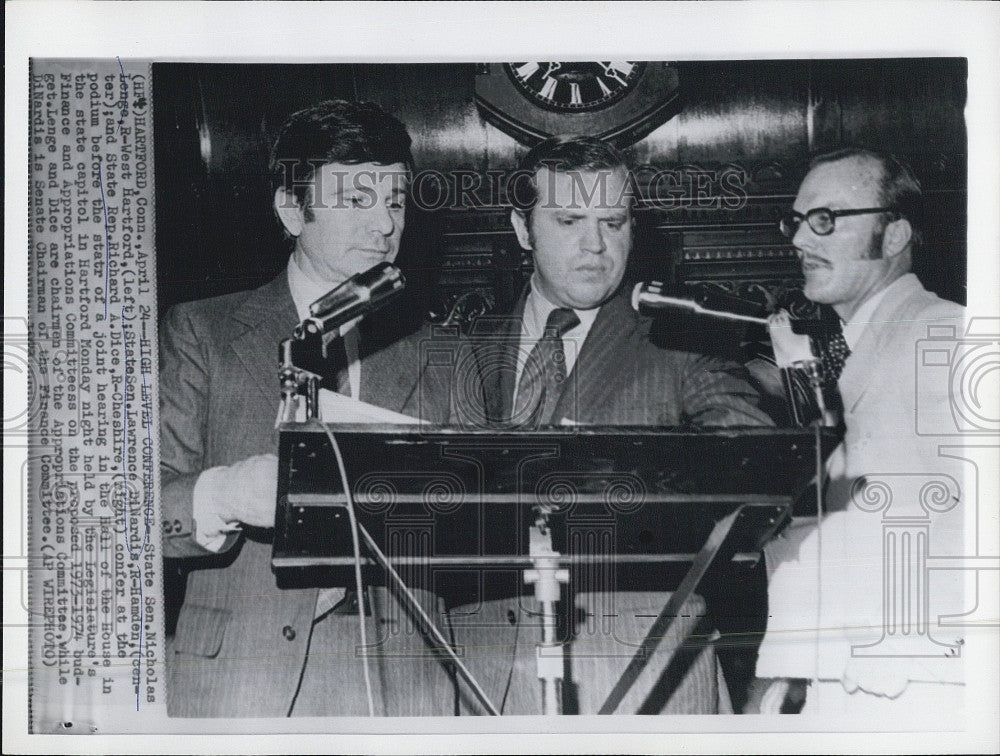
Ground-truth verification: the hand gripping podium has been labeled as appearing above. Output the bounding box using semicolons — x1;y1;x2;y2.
272;424;839;715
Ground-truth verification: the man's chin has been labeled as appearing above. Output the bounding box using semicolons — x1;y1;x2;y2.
561;285;616;310
348;254;397;275
802;277;834;305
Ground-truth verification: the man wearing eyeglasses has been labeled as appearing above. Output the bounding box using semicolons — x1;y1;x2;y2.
752;148;967;716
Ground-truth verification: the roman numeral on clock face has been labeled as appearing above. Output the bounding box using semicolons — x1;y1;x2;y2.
538;76;558;101
602;62;636;87
515;62;540;80
502;61;647;113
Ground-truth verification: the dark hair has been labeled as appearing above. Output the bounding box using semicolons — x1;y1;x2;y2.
809;147;923;251
510;135;631;216
269;99;414;211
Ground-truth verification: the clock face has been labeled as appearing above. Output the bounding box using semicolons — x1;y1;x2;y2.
504;62;647;113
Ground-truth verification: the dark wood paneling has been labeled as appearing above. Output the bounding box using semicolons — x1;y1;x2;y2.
812;59;967;178
636;60;811;167
154;60;968;315
353;64;498;173
154;64;359;310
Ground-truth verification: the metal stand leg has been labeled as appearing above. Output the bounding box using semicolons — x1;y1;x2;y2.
598;506;748;715
524;523;569;715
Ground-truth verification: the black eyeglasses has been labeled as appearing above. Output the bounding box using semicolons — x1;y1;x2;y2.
779;206;899;238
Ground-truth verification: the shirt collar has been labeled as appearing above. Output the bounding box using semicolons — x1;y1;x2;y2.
523;273;601;341
286;254;360;335
841;275;903;351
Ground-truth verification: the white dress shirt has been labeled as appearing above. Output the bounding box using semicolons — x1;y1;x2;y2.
841;280;893;352
511;274;601;408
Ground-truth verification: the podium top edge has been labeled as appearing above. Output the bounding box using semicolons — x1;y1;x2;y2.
278;422;839;439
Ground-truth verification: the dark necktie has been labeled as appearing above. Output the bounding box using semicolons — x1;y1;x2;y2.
809;320;851;385
512;307;580;427
807;319;850;419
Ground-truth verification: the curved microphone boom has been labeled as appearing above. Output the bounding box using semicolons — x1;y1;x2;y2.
631;281;769;325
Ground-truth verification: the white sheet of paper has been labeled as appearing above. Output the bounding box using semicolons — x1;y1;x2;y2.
317;389;421;425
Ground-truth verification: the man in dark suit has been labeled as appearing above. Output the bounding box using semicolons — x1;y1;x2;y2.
454;136;771;430
160;100;454;717
442;136;773;714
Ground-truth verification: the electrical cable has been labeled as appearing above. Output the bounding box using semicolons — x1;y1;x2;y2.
812;410;825;701
311;419;376;717
353;519;502;716
314;419;501;716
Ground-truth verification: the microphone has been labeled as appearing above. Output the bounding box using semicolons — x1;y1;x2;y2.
632;281;769;325
279;263;406;423
295;262;406;339
633;281;835;426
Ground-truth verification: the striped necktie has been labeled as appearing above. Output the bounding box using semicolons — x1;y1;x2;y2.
512;307;580;427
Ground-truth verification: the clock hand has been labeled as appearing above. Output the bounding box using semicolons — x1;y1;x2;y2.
600;62;631;88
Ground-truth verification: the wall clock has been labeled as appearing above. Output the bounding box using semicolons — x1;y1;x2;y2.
475;61;681;148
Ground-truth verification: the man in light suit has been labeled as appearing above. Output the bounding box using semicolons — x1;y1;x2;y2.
161;100;454;717
444;136;773;714
756;148;967;715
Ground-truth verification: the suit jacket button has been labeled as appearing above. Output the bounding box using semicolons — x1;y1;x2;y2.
507;610;517;625
282;625;296;641
173;519;182;532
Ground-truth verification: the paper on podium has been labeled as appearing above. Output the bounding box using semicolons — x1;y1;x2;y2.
301;388;423;424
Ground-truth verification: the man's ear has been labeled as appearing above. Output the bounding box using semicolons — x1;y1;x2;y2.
510;209;533;251
274;188;304;237
881;216;912;259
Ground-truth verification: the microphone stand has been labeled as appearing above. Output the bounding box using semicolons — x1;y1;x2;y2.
276;262;505;715
278;262;404;425
792;358;830;427
523;510;569;716
791;358;832;703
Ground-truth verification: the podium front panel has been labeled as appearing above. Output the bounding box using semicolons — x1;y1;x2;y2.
272;425;839;590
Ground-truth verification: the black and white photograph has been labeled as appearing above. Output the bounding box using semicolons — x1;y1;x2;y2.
152;57;970;721
5;2;999;754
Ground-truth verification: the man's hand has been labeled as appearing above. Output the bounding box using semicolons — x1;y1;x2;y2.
202;453;280;529
744;677;809;714
767;310;814;367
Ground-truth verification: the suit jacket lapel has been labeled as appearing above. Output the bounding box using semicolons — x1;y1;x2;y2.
551;291;642;424
227;273;432;417
358;323;424;412
838;274;923;413
229;273;299;408
474;289;528;424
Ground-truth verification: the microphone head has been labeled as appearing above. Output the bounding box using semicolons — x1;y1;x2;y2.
308;262;405;318
631;280;667;312
362;262;406;304
631;282;644;311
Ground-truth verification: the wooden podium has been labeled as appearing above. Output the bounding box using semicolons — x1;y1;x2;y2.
271;424;839;714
